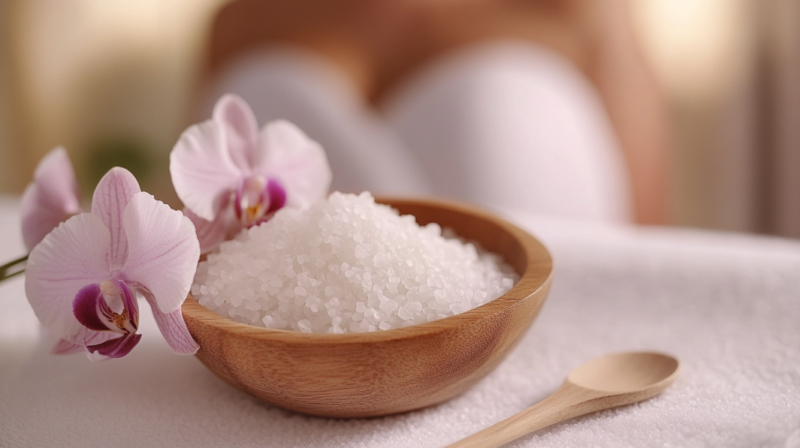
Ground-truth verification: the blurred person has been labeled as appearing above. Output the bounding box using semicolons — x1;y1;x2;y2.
199;0;670;225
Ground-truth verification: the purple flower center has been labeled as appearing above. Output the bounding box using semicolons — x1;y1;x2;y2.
73;279;142;358
233;176;286;227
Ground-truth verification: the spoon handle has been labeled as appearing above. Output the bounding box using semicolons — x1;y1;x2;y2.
445;383;607;448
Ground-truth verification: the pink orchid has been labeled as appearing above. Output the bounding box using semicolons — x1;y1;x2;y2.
170;94;332;252
25;167;200;360
20;147;82;251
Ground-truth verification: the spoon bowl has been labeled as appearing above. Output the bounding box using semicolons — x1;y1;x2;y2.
448;351;680;448
182;197;553;418
568;351;679;393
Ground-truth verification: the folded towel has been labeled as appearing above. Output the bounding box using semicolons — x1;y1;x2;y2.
2;202;799;447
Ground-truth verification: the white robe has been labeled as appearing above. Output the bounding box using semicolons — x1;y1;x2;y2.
202;40;632;223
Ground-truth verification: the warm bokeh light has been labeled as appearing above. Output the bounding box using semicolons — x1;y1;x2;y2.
631;0;750;103
6;0;226;200
1;0;797;235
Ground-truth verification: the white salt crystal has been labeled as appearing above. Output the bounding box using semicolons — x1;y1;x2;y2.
297;319;312;333
193;192;518;333
398;307;412;320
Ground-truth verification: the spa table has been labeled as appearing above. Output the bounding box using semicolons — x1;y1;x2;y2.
1;195;799;447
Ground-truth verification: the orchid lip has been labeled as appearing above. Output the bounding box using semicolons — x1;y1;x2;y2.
73;279;139;336
86;332;142;359
234;176;286;227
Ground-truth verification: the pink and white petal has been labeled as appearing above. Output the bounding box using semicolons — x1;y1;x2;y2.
85;349;111;362
25;213;112;344
119;279;139;330
257;120;332;209
92;167;141;271
265;178;287;214
121;193;199;314
51;338;84;355
21;147;82;250
212;94;259;173
170;119;243;221
21;183;72;251
32;147;81;214
142;290;198;355
183;204;240;254
50;329;116;355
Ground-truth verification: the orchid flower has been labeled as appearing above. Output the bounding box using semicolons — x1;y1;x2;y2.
21;147;82;251
170;94;332;252
25;167;200;360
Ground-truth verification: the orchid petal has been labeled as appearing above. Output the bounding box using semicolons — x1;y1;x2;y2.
213;94;259;173
85;333;142;360
25;213;112;344
84;350;110;362
183;205;239;254
51;338;84;355
119;279;139;330
170;119;243;221
121;193;199;313
33;147;81;211
52;330;116;355
142;290;198;355
257;120;332;209
21;147;81;250
92;167;140;271
265;178;287;214
21;184;73;252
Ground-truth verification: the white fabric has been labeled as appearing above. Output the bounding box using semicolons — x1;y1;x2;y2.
202;42;632;222
383;41;632;223
2;196;799;447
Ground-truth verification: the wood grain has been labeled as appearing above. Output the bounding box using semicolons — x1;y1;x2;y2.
181;197;553;418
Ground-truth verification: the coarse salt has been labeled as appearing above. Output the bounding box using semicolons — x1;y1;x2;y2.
192;192;518;333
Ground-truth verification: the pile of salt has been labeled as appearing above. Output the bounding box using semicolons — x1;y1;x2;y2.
192;192;517;333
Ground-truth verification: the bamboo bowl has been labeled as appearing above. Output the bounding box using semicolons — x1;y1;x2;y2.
181;197;553;418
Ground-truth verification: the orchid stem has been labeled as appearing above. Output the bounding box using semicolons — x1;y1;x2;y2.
0;254;27;282
0;268;24;281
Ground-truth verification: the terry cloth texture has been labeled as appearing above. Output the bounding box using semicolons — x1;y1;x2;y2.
1;199;799;447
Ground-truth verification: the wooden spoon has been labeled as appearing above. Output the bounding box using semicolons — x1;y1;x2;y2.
447;352;680;448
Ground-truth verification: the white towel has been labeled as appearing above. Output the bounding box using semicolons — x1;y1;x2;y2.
2;198;799;447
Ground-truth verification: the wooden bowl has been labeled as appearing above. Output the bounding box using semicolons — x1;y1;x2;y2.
181;197;553;418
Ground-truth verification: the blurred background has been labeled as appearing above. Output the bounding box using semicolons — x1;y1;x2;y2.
1;0;799;237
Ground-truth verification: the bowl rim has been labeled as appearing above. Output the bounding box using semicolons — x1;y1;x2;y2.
182;196;553;345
